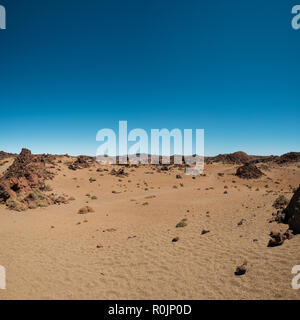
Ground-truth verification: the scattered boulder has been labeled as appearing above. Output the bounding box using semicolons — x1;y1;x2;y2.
53;196;69;205
268;231;285;247
172;237;179;242
235;261;247;276
237;219;246;226
68;156;94;170
109;168;128;177
201;229;210;235
236;163;264;179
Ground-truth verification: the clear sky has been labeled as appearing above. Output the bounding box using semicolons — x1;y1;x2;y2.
0;0;299;156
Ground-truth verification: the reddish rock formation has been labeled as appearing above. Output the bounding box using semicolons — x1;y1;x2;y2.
0;148;53;205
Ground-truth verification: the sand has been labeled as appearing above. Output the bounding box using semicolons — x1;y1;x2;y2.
0;157;300;300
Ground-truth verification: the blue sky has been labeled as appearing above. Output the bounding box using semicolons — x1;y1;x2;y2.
0;0;299;156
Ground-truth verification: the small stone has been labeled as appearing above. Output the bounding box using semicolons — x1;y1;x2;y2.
283;229;294;240
268;231;285;247
201;229;210;235
235;265;247;276
237;219;246;226
235;261;247;276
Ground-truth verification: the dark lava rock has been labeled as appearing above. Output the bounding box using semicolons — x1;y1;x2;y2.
268;231;285;247
235;261;247;276
201;229;210;235
207;151;254;165
236;163;264;179
283;187;300;233
237;219;246;226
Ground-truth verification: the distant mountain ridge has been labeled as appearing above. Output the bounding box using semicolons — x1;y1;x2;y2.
1;150;300;165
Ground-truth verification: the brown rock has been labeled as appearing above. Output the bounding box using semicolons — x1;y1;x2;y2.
283;187;300;233
201;229;210;235
283;229;294;240
68;156;94;170
235;261;247;276
0;149;54;209
268;231;285;247
236;163;264;179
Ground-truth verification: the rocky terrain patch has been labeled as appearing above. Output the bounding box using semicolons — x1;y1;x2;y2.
68;156;95;170
0;149;66;211
236;163;264;179
283;186;300;233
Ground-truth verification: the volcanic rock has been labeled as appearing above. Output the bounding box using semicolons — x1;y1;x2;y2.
0;149;59;211
283;187;300;233
0;149;53;203
68;156;94;170
268;231;285;247
276;152;300;164
109;168;128;177
207;151;253;164
235;261;247;276
236;163;264;179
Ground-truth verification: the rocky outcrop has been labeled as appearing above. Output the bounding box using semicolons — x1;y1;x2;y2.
109;168;128;177
0;151;16;161
0;149;55;210
206;152;254;164
68;156;94;170
206;151;300;165
276;152;300;164
236;163;264;179
283;187;300;233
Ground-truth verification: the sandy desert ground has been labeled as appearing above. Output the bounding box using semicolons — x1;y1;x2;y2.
0;152;300;300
